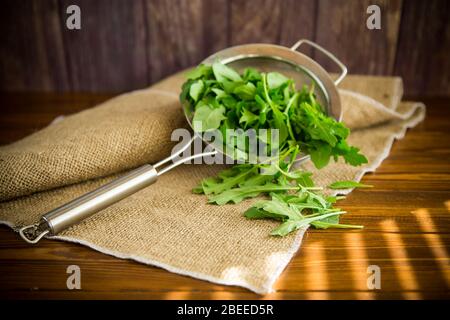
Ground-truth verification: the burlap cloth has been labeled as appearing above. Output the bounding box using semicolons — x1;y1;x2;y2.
0;72;425;294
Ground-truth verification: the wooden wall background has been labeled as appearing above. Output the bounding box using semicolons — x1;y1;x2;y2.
0;0;449;96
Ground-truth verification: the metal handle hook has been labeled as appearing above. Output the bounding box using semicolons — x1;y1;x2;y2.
291;39;347;85
19;223;49;244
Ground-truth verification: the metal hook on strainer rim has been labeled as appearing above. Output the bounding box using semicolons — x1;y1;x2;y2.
18;39;347;244
291;39;347;86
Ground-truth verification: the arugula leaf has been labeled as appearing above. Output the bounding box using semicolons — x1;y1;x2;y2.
187;64;213;80
233;82;256;100
239;173;274;187
270;106;289;143
294;171;315;188
189;80;204;102
239;107;259;127
328;180;373;189
342;146;369;166
311;221;363;229
202;166;256;195
208;183;299;205
213;62;242;83
267;72;289;89
180;79;194;105
309;142;332;169
253;195;301;220
270;211;345;236
334;140;368;166
243;68;262;82
244;206;283;220
192;105;226;132
298;102;338;147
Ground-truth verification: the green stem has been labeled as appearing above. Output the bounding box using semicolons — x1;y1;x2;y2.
284;93;298;142
262;73;276;110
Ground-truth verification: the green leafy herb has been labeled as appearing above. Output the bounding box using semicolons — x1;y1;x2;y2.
189;80;204;102
180;62;367;168
181;62;369;237
328;180;374;189
192;105;227;132
212;62;242;83
193;154;363;236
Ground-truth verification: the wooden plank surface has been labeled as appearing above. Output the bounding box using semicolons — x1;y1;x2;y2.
202;0;229;57
230;0;316;54
145;0;231;81
0;0;449;95
393;0;450;96
315;0;403;75
0;0;69;91
0;93;449;299
60;0;149;92
230;0;283;45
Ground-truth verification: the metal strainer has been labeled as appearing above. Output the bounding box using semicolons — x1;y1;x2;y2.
19;39;347;244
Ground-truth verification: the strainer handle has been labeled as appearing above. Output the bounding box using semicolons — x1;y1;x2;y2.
18;136;217;244
290;39;347;86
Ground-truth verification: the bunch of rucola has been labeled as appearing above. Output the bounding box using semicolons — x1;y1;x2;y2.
180;62;370;236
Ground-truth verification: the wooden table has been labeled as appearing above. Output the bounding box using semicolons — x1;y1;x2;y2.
0;93;449;299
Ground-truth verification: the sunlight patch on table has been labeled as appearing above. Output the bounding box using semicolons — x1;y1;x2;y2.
303;242;329;299
345;233;376;299
381;220;421;300
412;208;450;286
